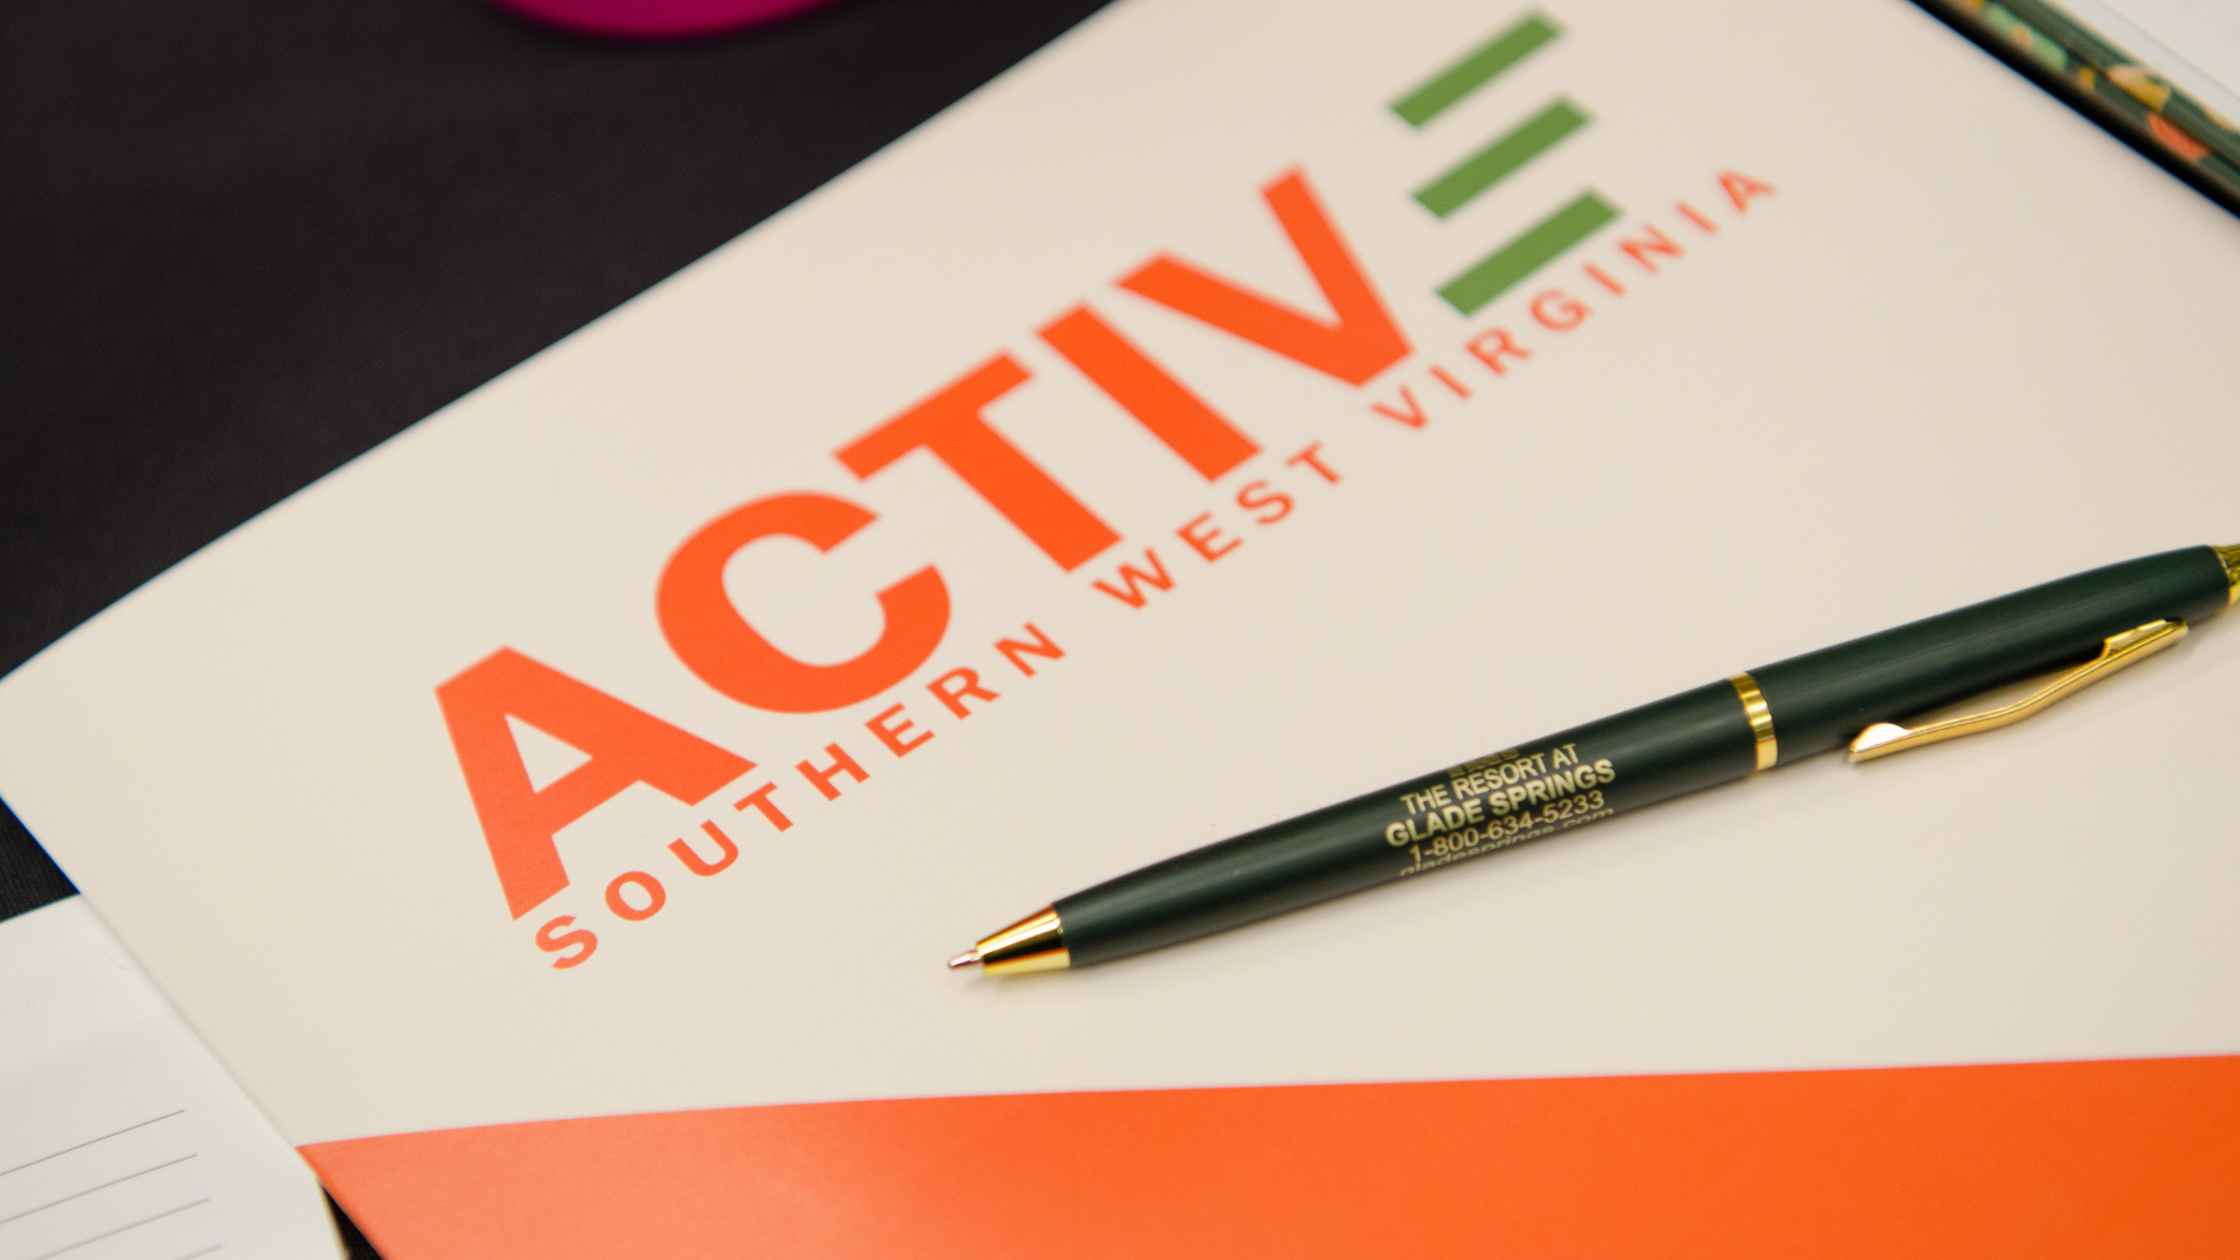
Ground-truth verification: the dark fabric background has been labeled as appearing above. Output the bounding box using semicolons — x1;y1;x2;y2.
0;0;1110;917
1;1;1108;1252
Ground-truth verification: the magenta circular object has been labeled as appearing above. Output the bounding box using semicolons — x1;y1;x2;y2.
486;0;844;39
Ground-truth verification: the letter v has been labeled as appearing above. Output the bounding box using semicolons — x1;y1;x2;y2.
1371;385;1426;428
1119;169;1409;386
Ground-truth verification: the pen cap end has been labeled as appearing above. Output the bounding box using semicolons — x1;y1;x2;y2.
1847;722;1911;762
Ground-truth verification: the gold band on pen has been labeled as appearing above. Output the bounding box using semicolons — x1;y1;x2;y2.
1728;672;1779;772
2218;543;2239;605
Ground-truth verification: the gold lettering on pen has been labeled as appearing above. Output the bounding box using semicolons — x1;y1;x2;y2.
1399;783;1454;816
1406;746;1623;870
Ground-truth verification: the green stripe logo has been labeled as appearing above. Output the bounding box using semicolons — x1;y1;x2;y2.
1391;12;1561;127
1414;97;1590;218
1437;192;1617;315
1394;11;1615;315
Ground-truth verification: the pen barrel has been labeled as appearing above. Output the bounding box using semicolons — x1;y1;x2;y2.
1053;547;2232;967
1055;682;1759;966
1750;546;2231;762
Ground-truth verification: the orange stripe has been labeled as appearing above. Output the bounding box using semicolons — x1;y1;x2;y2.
304;1055;2240;1259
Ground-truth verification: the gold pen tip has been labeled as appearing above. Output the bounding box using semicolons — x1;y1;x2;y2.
947;949;980;971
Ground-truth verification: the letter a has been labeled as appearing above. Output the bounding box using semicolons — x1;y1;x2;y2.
437;648;754;919
1119;169;1409;386
1720;171;1776;211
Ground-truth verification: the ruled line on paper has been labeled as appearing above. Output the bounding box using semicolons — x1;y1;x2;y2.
0;1154;199;1226
25;1198;209;1260
0;900;338;1257
0;1112;187;1180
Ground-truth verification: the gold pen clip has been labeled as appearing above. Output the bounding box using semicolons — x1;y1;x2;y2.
1847;619;2188;763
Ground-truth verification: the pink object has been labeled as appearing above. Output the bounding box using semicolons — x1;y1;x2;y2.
486;0;845;39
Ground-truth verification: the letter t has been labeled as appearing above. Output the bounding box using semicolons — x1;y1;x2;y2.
837;355;1119;572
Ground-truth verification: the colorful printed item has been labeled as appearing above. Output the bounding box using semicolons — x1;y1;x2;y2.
486;0;843;40
1949;0;2240;195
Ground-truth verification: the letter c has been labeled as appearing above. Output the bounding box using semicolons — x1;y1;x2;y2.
659;493;950;714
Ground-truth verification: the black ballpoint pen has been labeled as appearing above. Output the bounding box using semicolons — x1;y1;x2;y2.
948;543;2240;975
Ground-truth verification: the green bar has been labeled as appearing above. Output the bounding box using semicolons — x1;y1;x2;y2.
1414;98;1589;218
1438;191;1617;315
1392;12;1562;127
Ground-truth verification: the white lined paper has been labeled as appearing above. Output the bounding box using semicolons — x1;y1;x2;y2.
0;900;341;1260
